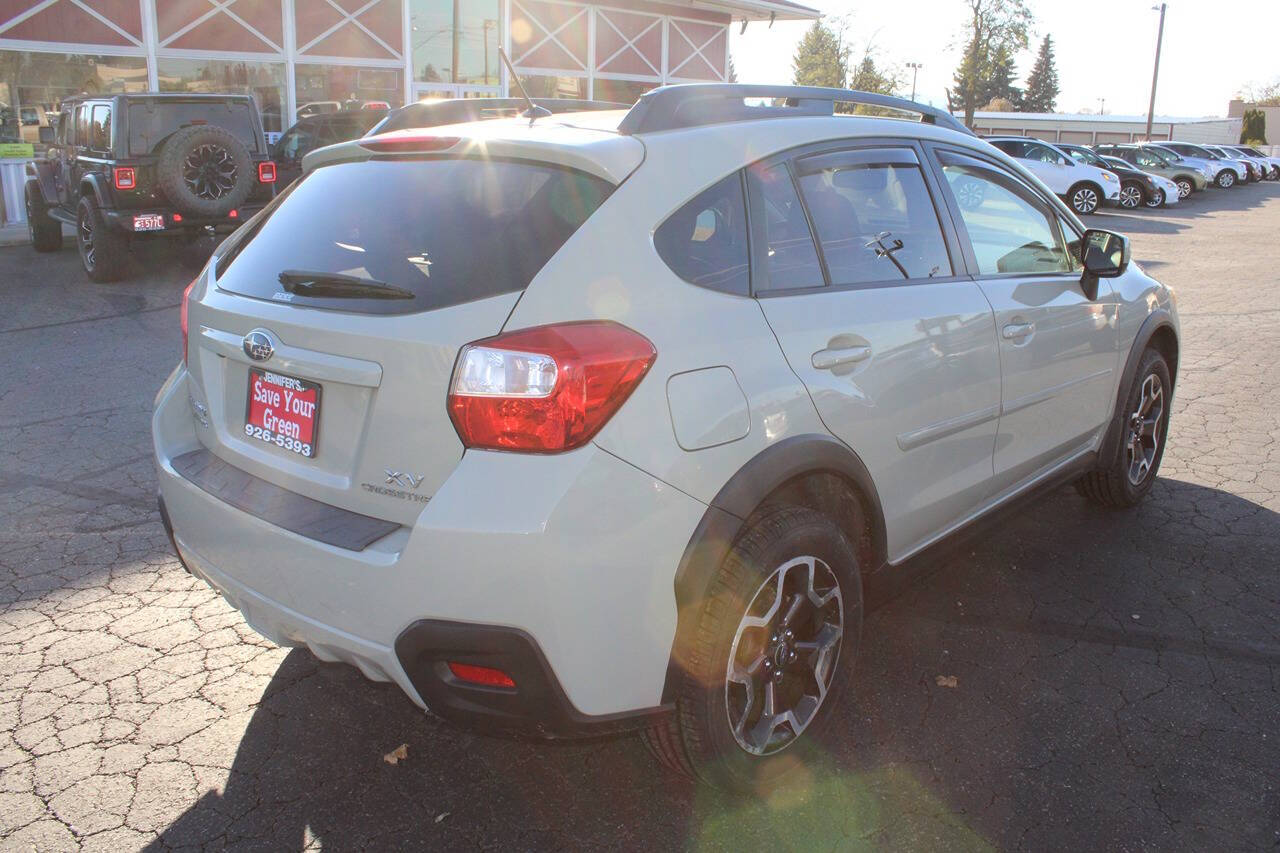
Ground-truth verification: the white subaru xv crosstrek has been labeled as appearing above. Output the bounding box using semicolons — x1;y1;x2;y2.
153;84;1180;792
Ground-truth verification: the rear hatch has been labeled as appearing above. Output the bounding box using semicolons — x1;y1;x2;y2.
184;129;635;524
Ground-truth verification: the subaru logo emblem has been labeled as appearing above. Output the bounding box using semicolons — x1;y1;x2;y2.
243;330;274;362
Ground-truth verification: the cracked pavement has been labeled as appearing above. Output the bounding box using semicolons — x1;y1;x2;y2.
1;186;1278;850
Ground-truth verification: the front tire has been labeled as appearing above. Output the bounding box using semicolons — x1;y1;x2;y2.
25;181;63;252
644;506;862;792
1075;348;1172;508
1068;182;1101;215
76;197;127;282
1216;169;1235;189
1174;177;1194;199
1144;188;1165;208
1118;182;1144;210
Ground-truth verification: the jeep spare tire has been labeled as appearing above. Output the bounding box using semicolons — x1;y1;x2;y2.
157;125;253;217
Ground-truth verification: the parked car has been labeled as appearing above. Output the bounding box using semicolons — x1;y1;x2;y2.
296;100;341;118
25;93;277;282
1202;144;1265;183
272;108;388;188
1057;142;1172;208
984;136;1121;214
1160;141;1247;187
1092;144;1209;200
1228;144;1280;180
153;84;1179;793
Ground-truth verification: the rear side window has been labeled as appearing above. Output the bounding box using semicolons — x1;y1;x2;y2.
654;174;750;295
91;105;111;151
747;163;824;291
128;101;259;155
217;158;613;315
795;158;951;284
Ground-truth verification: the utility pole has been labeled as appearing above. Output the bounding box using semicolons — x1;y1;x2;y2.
1098;97;1106;114
906;62;922;102
1145;3;1167;141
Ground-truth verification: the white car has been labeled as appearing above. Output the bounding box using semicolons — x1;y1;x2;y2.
1228;145;1280;180
1100;155;1180;208
1210;144;1271;182
153;84;1180;792
985;136;1121;214
1161;142;1247;188
1057;142;1178;209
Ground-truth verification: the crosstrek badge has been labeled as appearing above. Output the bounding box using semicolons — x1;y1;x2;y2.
244;368;321;458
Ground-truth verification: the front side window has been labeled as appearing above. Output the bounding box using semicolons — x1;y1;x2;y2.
795;159;951;284
938;153;1072;276
747;163;824;291
90;105;111;151
1024;143;1063;164
654;173;750;295
990;140;1025;158
1134;150;1163;169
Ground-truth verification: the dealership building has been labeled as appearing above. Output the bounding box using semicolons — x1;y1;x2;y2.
0;0;816;141
968;111;1244;146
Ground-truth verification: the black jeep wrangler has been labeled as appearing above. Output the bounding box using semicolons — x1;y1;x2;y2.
24;93;276;282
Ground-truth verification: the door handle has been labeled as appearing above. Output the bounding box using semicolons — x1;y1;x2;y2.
1001;322;1036;340
812;345;871;370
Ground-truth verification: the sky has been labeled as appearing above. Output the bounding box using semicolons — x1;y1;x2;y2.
730;0;1280;118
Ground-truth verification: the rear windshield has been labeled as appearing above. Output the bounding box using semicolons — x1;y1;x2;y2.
216;157;613;315
128;101;259;155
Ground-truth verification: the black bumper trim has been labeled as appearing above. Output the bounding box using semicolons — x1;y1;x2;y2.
170;449;400;551
395;619;672;740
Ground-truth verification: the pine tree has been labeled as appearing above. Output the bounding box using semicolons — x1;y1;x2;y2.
792;21;848;89
951;0;1032;128
1023;35;1059;113
727;55;738;84
979;46;1021;110
1240;109;1267;145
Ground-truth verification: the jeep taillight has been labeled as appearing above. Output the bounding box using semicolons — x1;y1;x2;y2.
114;167;135;190
258;161;276;183
447;322;656;452
180;278;196;365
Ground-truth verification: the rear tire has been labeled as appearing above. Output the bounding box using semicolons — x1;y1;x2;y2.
644;506;862;793
1075;348;1172;508
25;181;63;252
76;197;128;282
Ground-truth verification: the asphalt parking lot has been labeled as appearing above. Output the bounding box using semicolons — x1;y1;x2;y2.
1;183;1278;851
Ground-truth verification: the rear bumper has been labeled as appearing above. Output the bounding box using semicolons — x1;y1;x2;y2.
104;205;267;235
152;365;704;733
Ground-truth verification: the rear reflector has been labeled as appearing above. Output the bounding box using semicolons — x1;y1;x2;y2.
258;161;277;183
180;279;196;365
448;321;656;453
447;662;516;688
114;167;135;190
359;134;460;154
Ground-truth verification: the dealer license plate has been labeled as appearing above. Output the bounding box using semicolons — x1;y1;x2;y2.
132;214;165;231
244;369;321;458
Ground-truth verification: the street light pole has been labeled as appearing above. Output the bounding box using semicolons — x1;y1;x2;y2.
906;62;922;102
1145;3;1167;141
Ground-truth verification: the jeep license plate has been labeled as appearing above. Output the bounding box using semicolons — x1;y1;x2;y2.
133;214;165;231
244;369;321;459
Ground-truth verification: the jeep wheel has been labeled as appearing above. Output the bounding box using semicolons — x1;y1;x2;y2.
1075;348;1172;508
643;506;862;792
25;181;63;252
76;197;127;282
157;125;254;217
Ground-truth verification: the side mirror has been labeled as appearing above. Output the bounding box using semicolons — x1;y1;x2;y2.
1079;229;1130;299
38;126;54;144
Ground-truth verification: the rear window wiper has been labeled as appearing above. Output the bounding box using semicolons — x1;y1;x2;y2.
278;269;414;300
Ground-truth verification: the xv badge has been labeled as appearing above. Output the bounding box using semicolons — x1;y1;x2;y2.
385;470;425;490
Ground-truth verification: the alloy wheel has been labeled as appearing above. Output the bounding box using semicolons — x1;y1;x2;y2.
1176;179;1192;198
1119;185;1143;209
1126;373;1164;486
955;179;985;211
1144;189;1164;208
1072;186;1099;215
725;555;843;756
77;209;95;270
1217;171;1235;188
183;143;238;200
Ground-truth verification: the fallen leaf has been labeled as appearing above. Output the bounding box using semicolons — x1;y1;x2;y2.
383;743;408;765
936;675;958;688
435;812;451;823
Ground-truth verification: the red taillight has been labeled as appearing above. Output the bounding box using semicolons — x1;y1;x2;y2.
359;133;460;154
228;209;238;219
258;161;276;183
447;321;656;453
180;279;196;364
114;166;135;190
447;662;516;689
172;213;183;223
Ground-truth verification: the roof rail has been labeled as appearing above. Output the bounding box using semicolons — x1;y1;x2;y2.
617;84;974;137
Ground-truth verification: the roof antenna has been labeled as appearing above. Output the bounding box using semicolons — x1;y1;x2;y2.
499;48;551;125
